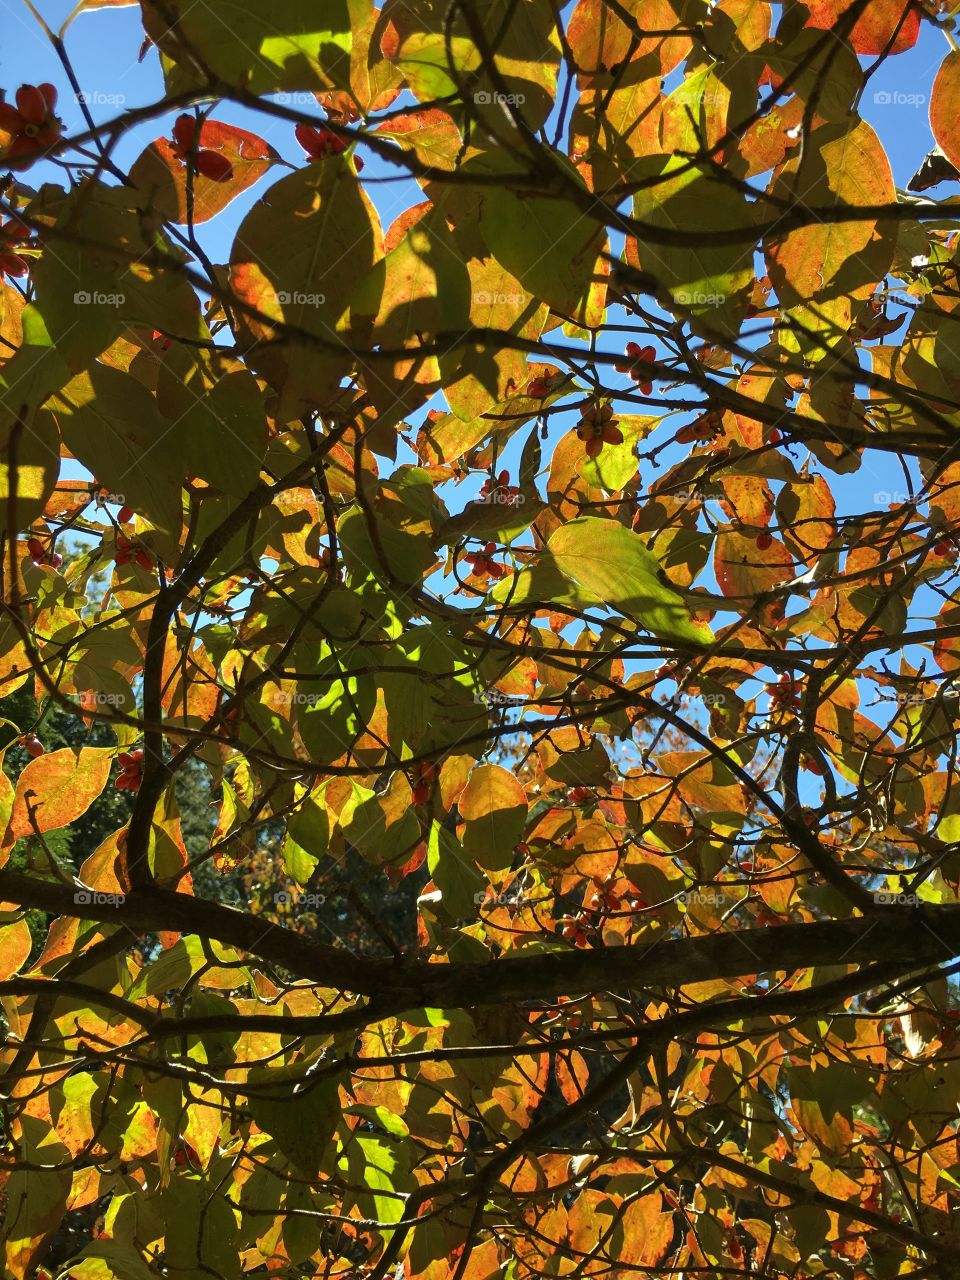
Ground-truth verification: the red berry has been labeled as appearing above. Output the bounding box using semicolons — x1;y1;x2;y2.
26;537;45;561
411;781;430;805
756;530;773;551
194;149;234;182
172;114;198;154
24;735;44;758
295;124;347;159
0;251;28;277
117;506;133;524
934;538;953;557
134;549;153;572
16;84;51;126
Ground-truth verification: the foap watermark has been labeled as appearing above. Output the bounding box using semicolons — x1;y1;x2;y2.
75;90;126;107
660;691;726;709
873;890;919;906
474;688;524;707
874;90;926;107
74;888;126;906
477;489;525;507
674;290;727;308
74;290;125;307
873;490;914;505
680;890;727;911
82;691;127;708
277;291;326;306
274;890;326;908
272;690;323;708
474;90;525;106
474;889;525;906
93;491;126;508
474;290;525;306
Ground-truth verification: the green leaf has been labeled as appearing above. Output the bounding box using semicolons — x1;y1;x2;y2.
427;819;484;918
47;366;184;545
247;1064;343;1176
541;517;714;644
173;371;269;496
458;763;527;872
478;160;605;323
144;0;361;95
229;162;382;422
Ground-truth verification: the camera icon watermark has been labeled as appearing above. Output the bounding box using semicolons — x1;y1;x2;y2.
873;890;919;905
274;890;326;907
74;290;125;306
474;890;522;906
277;291;326;306
74;888;126;906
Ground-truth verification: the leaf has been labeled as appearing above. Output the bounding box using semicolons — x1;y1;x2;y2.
545;516;715;644
458;763;527;872
380;0;560;129
246;1064;343;1176
478;164;607;324
427;820;484;918
0;409;59;534
6;747;114;844
130;120;279;225
931;50;960;174
229;161;382;422
764;119;896;345
802;0;920;55
172;370;269;495
143;0;361;95
631;160;754;339
0;919;31;979
47;366;184;544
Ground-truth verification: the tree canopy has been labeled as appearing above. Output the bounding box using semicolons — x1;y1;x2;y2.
2;0;960;1276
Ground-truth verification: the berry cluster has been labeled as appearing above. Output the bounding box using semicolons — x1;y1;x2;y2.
768;672;801;712
0;218;31;278
613;342;656;393
576;403;623;459
525;374;554;398
26;537;62;570
296;123;348;159
171;115;234;183
116;748;143;792
464;542;506;581
115;535;152;572
558;882;648;946
0;83;61;163
675;411;721;444
479;470;522;505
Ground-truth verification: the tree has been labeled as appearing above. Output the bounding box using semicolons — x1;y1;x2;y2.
1;0;960;1274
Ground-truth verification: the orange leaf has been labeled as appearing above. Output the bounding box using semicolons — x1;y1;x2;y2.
5;747;113;845
130;120;278;225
